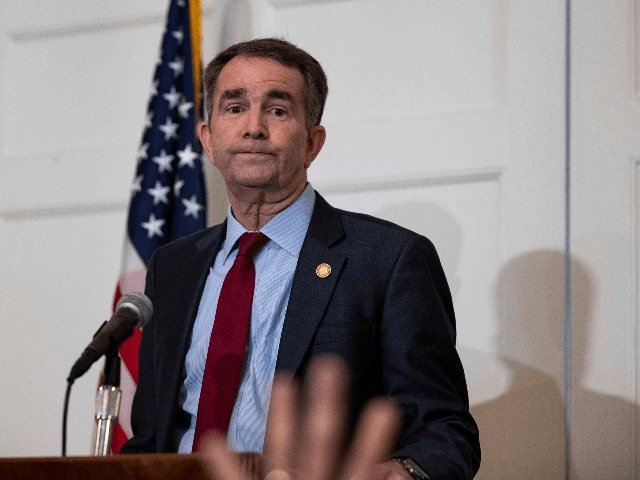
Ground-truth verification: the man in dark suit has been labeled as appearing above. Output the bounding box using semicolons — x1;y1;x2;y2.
122;38;480;480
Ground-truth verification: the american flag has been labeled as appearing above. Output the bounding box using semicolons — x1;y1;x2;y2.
111;0;207;454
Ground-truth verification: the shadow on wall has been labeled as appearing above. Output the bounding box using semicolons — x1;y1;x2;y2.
373;201;561;477
472;250;568;479
474;250;639;479
356;201;637;478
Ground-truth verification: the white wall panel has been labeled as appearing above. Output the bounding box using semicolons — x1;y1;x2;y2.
0;210;126;456
271;0;500;117
570;1;640;477
249;0;507;180
0;2;167;457
0;148;131;216
0;9;165;219
2;0;167;34
0;4;10;159
572;0;639;400
2;22;161;157
312;112;506;185
636;0;640;98
636;157;640;390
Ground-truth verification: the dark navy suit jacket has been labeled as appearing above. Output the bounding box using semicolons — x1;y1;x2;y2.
122;192;480;479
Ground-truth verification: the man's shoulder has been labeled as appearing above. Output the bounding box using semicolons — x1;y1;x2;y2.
308;193;441;268
338;209;416;237
153;221;226;259
337;209;440;262
314;192;426;244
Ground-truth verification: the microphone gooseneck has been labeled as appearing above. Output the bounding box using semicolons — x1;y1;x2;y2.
67;292;152;383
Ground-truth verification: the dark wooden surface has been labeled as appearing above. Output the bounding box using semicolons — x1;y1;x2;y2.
0;453;210;480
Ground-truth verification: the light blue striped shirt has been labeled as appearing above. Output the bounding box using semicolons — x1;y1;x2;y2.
177;183;315;453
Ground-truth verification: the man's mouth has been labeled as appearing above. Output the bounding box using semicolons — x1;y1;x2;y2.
232;144;276;156
235;150;275;156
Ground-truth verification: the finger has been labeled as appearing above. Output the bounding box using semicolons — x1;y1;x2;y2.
342;397;402;480
264;372;299;473
237;452;263;479
198;432;252;480
302;356;349;480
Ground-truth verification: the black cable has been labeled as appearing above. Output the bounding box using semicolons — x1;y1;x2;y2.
62;379;73;457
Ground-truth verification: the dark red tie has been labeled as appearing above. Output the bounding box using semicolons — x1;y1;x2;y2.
193;232;269;451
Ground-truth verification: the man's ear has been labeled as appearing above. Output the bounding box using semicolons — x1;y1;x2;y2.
199;121;215;166
304;125;326;168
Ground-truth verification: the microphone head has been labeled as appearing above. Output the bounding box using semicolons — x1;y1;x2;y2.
116;292;153;328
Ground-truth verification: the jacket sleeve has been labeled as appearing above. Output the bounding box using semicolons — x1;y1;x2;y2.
381;235;480;479
120;251;159;454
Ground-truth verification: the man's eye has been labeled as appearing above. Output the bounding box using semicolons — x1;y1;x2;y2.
228;106;242;114
271;108;286;117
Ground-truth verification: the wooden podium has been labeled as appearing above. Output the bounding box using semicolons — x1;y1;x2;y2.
0;453;210;480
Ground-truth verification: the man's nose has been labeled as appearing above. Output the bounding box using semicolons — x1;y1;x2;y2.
243;108;268;139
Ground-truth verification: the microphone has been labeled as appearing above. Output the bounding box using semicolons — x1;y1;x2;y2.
67;292;153;383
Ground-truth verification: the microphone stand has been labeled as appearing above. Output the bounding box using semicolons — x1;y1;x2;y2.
93;349;122;456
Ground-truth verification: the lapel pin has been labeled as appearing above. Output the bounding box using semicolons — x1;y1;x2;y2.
316;263;331;278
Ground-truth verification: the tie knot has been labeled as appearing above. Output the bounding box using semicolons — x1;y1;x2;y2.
237;232;269;259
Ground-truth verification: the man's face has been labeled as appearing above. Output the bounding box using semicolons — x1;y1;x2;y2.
200;56;325;201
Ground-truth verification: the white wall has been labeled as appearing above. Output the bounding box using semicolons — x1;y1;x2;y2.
0;1;639;478
570;1;640;477
0;0;170;457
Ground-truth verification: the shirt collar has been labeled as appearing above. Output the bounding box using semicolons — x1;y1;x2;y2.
220;183;316;263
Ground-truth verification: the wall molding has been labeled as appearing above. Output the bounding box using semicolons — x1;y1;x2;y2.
10;15;165;41
632;157;640;416
313;167;503;195
635;0;640;98
267;0;350;7
0;144;137;220
0;201;128;221
9;5;216;42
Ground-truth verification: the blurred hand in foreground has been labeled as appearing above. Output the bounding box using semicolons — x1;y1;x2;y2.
199;357;409;480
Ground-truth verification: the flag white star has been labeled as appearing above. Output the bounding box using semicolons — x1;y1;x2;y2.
137;143;149;161
153;149;174;173
141;213;165;238
145;111;154;128
163;86;181;109
174;177;185;197
150;79;159;96
172;27;184;45
178;100;193;119
147;180;171;205
131;175;143;196
159;117;179;140
182;195;204;219
177;0;186;7
168;56;184;77
178;144;198;169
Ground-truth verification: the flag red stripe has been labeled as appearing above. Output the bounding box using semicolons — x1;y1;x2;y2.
119;330;142;384
114;281;141;383
113;284;122;311
112;422;128;454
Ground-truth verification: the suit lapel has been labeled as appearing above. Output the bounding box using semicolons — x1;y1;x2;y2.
156;222;226;450
276;193;345;374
